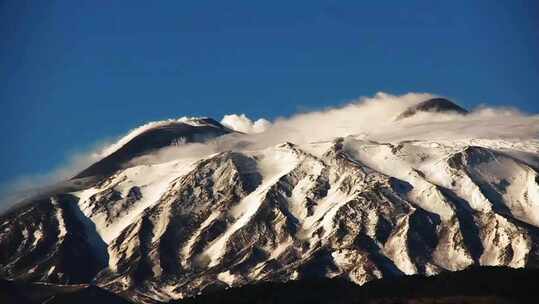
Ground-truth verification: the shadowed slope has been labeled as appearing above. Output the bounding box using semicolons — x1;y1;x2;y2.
396;98;468;120
75;119;232;179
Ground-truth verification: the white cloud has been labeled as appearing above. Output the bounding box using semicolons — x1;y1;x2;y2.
220;114;271;134
2;91;538;210
0;145;105;211
133;92;539;165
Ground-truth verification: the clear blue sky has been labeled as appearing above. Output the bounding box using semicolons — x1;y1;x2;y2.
1;1;538;186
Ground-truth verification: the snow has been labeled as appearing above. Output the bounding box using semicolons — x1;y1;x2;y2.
246;144;303;193
286;176;316;220
38;135;539;299
432;222;474;271
203;144;301;267
301;140;334;158
217;271;236;286
469;152;539;226
180;210;220;263
315;183;353;237
285;157;325;220
270;238;293;259
331;249;383;285
47;266;56;276
345;140;455;220
51;197;67;239
32;230;43;246
74;158;196;244
202;189;264;267
382;216;417;275
479;214;531;267
344;138;539;225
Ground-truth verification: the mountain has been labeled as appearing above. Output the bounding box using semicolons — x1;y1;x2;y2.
395;98;469;120
1;118;234;213
75;117;232;179
1;113;539;303
0;118;234;285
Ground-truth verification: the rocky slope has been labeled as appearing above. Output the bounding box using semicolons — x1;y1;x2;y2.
1;113;539;303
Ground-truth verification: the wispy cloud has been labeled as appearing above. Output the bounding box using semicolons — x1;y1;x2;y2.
2;92;538;210
133;92;539;165
0;145;105;210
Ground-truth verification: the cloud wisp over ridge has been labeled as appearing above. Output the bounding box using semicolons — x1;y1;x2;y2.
2;92;539;209
130;92;539;165
220;114;271;134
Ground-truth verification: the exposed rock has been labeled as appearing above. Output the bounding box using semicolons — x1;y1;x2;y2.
396;98;468;120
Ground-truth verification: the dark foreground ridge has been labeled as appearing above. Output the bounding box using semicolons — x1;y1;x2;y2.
0;279;132;304
175;266;539;304
396;97;469;120
1;266;537;303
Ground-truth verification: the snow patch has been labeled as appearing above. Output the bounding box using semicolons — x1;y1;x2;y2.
74;158;196;244
203;145;301;267
217;271;236;286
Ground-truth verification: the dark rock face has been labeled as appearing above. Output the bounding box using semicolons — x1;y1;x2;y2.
396;98;469;120
0;194;107;284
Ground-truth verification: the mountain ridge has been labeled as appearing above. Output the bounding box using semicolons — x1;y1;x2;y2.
1;100;539;303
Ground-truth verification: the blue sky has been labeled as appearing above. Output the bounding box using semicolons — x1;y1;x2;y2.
1;1;538;186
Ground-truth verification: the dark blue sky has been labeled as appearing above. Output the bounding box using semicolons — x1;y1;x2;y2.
1;1;538;186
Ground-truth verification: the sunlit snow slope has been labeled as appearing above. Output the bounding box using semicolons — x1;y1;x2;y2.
1;103;539;303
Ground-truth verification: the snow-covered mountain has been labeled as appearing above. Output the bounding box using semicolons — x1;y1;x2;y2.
1;100;539;303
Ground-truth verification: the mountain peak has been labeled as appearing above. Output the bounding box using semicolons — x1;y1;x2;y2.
177;117;228;129
396;98;469;120
74;117;232;179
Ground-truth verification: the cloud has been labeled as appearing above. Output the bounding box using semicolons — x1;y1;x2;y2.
130;92;539;166
0;145;105;211
220;114;271;134
2;91;539;210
